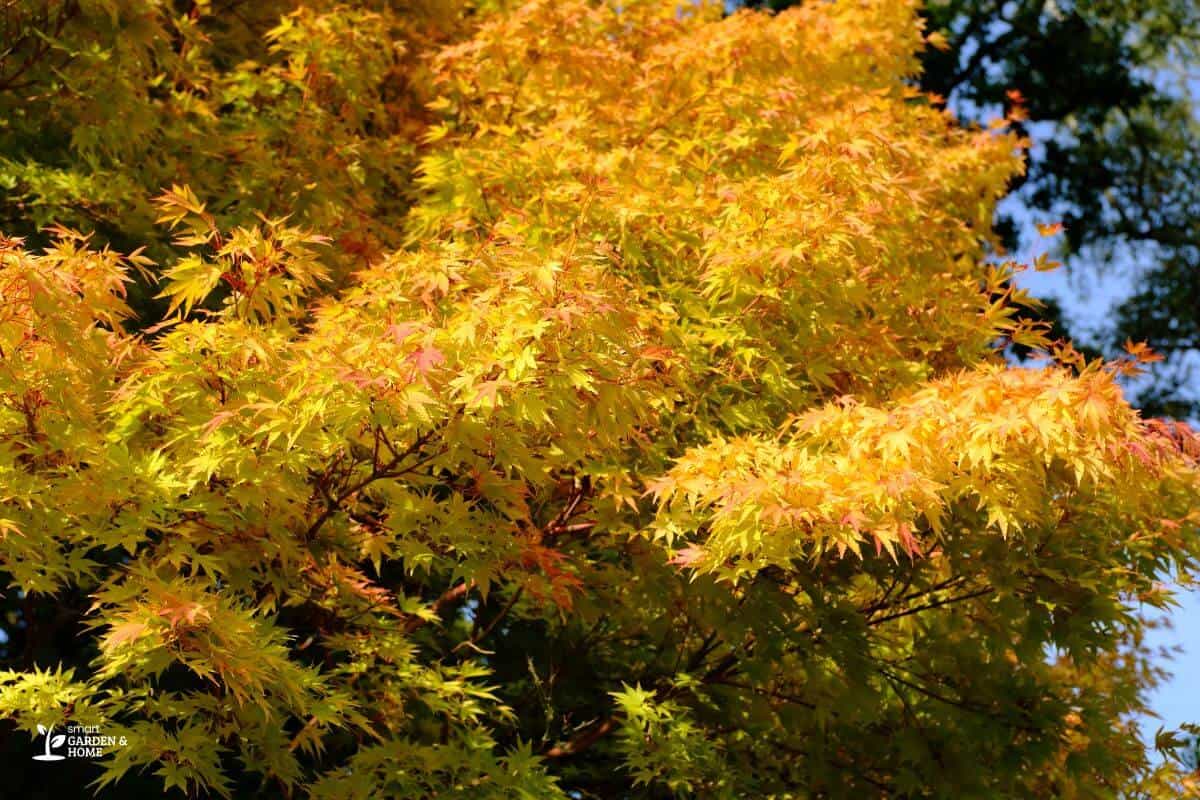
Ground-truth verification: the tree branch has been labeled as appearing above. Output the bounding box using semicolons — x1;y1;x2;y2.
866;587;994;627
452;587;522;653
544;717;618;759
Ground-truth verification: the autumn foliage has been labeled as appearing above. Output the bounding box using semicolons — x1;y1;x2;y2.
1;0;1199;797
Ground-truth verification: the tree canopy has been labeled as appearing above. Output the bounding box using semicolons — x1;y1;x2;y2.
1;0;1199;798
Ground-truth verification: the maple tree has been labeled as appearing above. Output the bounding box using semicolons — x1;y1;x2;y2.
2;0;1200;797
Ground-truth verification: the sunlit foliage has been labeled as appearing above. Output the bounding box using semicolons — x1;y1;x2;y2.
1;0;1198;797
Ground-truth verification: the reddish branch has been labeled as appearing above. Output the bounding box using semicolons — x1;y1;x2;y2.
303;426;441;540
544;717;618;759
403;580;473;634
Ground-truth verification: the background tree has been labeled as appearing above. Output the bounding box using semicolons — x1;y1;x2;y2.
2;1;1200;798
749;0;1200;416
1183;730;1200;772
923;0;1200;418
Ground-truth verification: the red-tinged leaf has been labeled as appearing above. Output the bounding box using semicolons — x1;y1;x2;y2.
1125;440;1155;470
141;317;181;336
324;561;402;616
104;621;150;651
516;541;582;609
409;344;446;375
203;410;236;436
471;378;514;406
158;600;210;627
897;522;919;558
642;475;675;499
1035;222;1064;237
840;509;868;531
337;367;385;389
667;545;706;568
387;322;421;344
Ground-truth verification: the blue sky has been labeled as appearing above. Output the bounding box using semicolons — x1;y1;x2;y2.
1143;588;1200;741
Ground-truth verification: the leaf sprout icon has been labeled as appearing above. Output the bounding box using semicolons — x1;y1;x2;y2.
33;724;66;761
